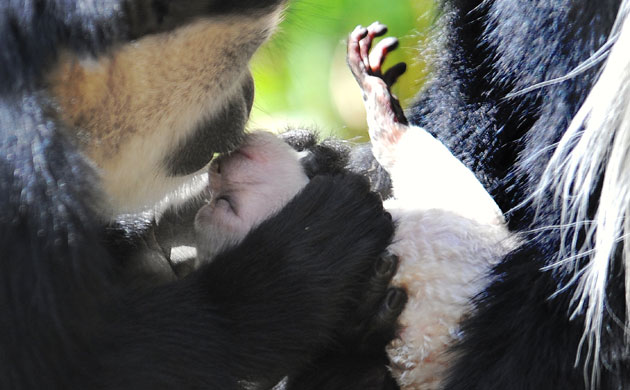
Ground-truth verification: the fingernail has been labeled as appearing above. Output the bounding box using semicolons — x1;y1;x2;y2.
386;288;407;310
376;253;398;274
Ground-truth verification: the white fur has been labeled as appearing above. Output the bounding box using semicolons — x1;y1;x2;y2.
532;2;630;387
191;125;512;389
354;61;514;387
385;206;509;389
375;128;513;389
386;129;505;226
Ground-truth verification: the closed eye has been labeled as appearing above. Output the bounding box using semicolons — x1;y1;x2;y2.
217;194;236;214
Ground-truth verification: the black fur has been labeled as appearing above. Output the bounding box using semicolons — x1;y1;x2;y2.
346;144;393;200
166;74;256;176
0;0;286;93
407;0;630;388
276;130;402;390
281;128;393;199
409;0;618;229
288;353;400;390
0;1;399;388
281;129;351;178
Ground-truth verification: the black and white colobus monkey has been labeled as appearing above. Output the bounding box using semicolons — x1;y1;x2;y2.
250;1;630;386
317;2;630;386
406;0;630;389
190;23;512;390
0;1;401;388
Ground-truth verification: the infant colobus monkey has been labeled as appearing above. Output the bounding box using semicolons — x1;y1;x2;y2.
194;131;310;260
192;23;514;389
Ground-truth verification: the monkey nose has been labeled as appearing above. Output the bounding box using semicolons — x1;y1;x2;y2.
207;161;223;197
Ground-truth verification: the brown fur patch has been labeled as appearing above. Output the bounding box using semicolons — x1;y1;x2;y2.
44;12;283;212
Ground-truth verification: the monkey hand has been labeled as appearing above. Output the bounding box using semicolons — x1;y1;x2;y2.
347;22;408;125
347;22;409;171
202;173;405;382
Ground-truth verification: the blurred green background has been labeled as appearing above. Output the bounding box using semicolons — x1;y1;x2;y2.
249;0;438;142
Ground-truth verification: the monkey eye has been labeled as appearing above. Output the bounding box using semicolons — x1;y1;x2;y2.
217;194;236;214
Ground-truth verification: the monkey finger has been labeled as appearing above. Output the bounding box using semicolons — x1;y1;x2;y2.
368;37;399;74
359;38;371;71
349;25;368;59
360;22;388;71
348;25;369;83
383;62;407;88
375;288;407;333
359;253;400;315
361;287;408;349
350;25;369;43
366;21;388;38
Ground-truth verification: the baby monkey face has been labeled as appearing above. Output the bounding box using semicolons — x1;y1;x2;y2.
194;131;309;259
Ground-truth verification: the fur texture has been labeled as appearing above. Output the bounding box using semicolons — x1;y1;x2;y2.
0;1;400;388
344;27;513;387
382;131;513;389
408;0;630;388
47;14;274;212
228;127;511;390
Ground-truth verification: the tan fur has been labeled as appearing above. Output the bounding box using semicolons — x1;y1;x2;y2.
46;11;284;213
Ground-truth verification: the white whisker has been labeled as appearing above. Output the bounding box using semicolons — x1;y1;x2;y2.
532;2;630;387
503;35;618;100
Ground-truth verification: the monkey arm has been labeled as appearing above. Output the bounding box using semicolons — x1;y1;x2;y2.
347;22;503;226
96;174;398;388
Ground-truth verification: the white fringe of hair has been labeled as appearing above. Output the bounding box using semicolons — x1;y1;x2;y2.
530;1;630;387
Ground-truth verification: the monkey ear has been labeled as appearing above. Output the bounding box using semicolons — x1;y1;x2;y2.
300;143;351;179
298;151;322;179
296;150;310;160
295;149;317;177
280;128;319;152
280;127;352;178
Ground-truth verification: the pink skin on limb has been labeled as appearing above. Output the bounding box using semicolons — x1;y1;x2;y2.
347;22;408;170
348;23;512;390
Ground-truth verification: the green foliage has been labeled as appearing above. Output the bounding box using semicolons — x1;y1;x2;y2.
250;0;437;140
